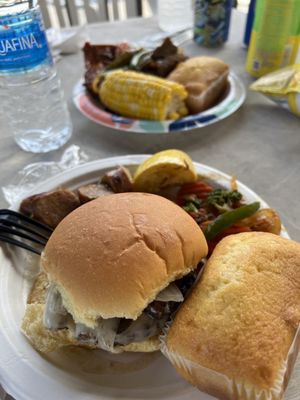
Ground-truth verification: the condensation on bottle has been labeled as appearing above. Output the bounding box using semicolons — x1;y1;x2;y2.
0;0;72;153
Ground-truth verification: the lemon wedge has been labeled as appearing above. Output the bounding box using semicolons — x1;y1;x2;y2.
133;149;197;193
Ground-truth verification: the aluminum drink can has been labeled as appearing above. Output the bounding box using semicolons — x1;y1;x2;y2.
194;0;233;47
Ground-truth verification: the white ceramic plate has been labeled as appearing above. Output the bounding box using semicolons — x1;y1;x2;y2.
73;73;246;134
0;155;289;400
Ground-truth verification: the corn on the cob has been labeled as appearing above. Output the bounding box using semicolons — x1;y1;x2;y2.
99;70;188;120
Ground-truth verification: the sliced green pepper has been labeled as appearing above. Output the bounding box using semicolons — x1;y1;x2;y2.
130;49;153;70
106;51;138;71
183;202;199;213
204;202;260;241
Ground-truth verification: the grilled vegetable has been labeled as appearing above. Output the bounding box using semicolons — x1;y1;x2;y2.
99;70;188;120
237;208;282;235
105;50;137;71
130;49;153;70
207;189;243;212
204;202;260;240
155;283;184;302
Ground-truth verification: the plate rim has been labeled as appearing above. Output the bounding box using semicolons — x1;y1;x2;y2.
73;72;246;134
0;155;289;400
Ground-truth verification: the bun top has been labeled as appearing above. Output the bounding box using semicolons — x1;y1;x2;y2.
168;56;229;89
41;193;208;327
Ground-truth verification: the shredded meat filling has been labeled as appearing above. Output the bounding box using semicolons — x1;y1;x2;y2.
43;266;203;351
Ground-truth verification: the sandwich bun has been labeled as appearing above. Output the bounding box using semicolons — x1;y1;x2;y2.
22;192;207;353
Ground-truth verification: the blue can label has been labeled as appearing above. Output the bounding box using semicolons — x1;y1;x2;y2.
0;8;52;72
194;0;233;47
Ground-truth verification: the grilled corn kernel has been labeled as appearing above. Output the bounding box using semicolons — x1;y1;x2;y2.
99;70;188;120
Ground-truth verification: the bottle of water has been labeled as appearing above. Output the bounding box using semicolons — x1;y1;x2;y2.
0;0;72;153
157;0;193;32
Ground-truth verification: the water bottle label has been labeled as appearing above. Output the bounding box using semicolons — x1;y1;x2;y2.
0;8;52;73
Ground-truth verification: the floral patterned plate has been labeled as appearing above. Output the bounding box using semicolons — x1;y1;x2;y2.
73;72;246;134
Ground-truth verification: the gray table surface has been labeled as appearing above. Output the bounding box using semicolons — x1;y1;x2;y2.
0;11;300;400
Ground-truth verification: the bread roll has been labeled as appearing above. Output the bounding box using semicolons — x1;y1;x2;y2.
168;56;229;114
162;232;300;400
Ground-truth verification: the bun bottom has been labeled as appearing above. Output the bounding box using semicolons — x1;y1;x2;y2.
21;273;159;353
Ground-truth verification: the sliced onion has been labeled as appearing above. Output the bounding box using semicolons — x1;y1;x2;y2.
43;285;69;330
155;283;184;302
75;318;119;352
74;323;97;346
96;318;120;352
115;313;161;346
43;282;182;350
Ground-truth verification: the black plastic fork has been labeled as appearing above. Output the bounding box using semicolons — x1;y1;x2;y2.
0;209;53;255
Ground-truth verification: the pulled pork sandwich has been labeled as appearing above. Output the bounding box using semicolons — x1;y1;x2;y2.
22;192;208;353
